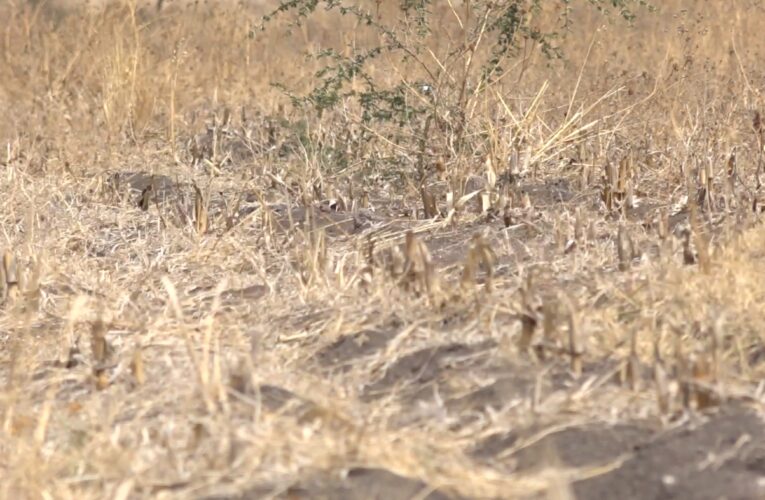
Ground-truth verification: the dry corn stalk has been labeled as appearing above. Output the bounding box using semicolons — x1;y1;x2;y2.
722;152;737;211
654;357;671;415
519;191;531;209
139;182;153;211
574;207;585;244
698;159;714;211
2;250;20;305
618;154;632;195
480;191;492;214
658;209;669;241
502;205;513;228
602;155;632;212
131;347;146;386
23;256;41;312
602;161;615;211
563;296;584;377
303;227;328;285
754;111;764;188
90;318;110;364
518;272;537;352
421;185;439;219
93;366;109;390
223;192;242;231
617;223;630;271
519;308;537;353
485;154;497;190
621;328;641;391
460;233;496;292
689;353;718;410
688;202;711;272
194;183;209;234
401;231;437;296
540;299;557;356
682;228;696;265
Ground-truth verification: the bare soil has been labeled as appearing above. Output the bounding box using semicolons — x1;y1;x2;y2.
4;2;765;499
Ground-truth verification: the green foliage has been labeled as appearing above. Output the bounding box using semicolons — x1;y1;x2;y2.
259;0;649;176
262;0;646;113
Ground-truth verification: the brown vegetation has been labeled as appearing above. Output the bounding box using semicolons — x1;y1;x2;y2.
2;1;765;498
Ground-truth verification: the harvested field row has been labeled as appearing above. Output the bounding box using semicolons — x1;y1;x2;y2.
2;1;765;499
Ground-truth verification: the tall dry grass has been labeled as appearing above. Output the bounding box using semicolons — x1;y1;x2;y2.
2;1;765;498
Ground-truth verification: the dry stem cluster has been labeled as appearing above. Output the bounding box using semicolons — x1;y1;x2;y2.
2;1;765;499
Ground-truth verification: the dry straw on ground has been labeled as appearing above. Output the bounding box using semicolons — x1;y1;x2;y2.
2;1;765;499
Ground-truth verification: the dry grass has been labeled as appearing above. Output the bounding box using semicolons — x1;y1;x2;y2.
3;1;765;499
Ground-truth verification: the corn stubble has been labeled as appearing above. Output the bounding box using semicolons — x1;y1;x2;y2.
2;1;765;499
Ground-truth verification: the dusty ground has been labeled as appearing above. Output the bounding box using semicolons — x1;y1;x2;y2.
2;1;765;499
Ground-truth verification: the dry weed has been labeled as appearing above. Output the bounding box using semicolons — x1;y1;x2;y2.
2;1;765;499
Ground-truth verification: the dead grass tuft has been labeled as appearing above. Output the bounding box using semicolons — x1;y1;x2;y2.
3;1;765;498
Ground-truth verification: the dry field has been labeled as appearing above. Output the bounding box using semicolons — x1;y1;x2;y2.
3;1;765;498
